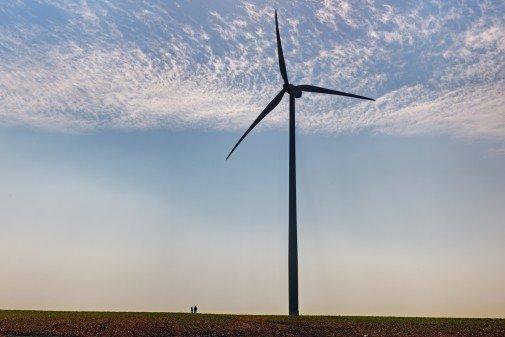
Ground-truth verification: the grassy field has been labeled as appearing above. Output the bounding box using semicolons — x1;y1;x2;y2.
0;310;504;337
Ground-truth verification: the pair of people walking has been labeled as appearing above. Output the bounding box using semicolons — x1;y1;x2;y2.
190;305;198;314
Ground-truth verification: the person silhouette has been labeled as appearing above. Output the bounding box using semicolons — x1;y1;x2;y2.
190;306;193;313
194;305;198;314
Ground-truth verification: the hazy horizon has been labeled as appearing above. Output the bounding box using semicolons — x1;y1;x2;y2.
1;127;504;318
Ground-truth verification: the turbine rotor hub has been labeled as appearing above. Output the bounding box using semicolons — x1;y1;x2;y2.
284;84;302;98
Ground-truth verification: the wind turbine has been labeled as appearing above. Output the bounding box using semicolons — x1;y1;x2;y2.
226;10;375;316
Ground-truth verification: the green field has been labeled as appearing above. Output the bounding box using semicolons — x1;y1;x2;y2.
1;310;504;337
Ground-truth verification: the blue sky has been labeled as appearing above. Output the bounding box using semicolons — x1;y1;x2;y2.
0;1;504;316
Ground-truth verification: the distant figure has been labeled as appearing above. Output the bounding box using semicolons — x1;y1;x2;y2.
194;305;198;314
190;306;194;313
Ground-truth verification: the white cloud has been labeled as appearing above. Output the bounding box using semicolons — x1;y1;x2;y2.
487;147;505;157
0;0;503;145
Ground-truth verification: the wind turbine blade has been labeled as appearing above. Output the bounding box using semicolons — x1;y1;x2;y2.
275;10;289;84
298;85;375;101
226;89;285;160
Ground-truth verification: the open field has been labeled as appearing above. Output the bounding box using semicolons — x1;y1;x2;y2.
1;310;504;337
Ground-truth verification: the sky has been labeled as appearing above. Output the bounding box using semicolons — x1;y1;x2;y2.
0;0;504;317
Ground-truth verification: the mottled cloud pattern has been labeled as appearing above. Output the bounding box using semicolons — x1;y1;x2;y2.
0;1;504;143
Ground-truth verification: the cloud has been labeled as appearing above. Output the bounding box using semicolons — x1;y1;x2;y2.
0;0;503;145
487;147;505;157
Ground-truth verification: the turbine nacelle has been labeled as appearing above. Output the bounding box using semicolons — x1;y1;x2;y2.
284;83;302;98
